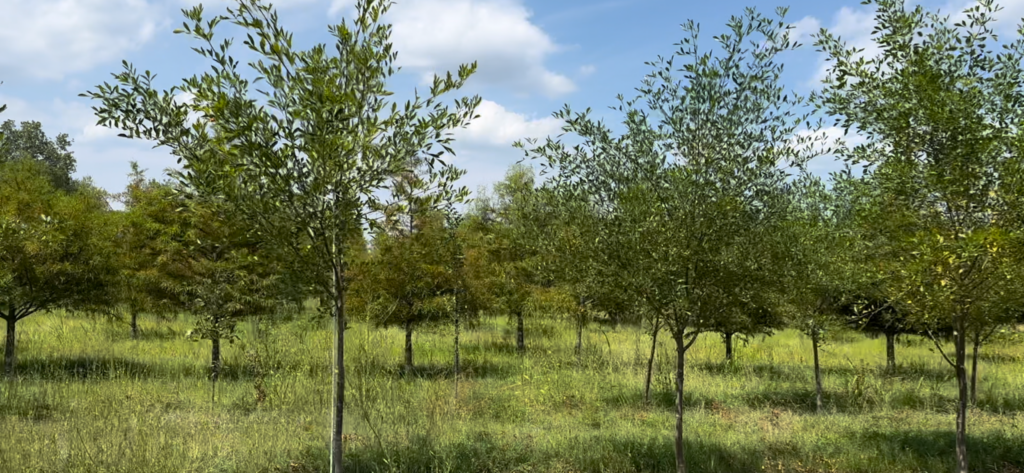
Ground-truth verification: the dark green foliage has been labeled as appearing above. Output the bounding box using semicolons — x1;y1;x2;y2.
0;159;119;377
0;120;77;191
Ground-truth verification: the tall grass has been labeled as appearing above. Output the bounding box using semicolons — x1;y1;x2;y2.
2;311;1022;472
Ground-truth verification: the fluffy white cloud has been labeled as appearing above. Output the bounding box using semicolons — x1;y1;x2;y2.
788;15;821;45
456;99;562;146
383;0;575;97
0;0;163;80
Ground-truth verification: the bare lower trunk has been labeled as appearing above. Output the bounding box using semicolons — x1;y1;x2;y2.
404;320;414;376
885;331;896;371
970;330;980;406
955;328;968;473
575;319;584;359
330;268;347;473
130;311;139;340
723;332;734;362
644;318;661;405
3;318;15;378
516;310;525;355
812;330;823;413
672;329;688;473
211;337;221;403
454;314;460;399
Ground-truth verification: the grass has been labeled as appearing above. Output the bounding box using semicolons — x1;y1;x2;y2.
2;311;1023;473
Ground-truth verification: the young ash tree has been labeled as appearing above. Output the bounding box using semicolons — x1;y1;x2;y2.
81;0;480;470
816;1;1024;470
519;8;822;472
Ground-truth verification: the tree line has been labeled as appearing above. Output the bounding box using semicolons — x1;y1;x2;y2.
3;1;1024;472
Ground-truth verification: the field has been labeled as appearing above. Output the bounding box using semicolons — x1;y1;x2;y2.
2;311;1024;473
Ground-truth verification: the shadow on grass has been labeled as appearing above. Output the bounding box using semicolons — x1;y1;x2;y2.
697;360;958;384
843;429;1024;470
265;432;765;473
14;355;176;380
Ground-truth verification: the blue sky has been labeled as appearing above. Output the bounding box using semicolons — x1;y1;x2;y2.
2;0;1023;196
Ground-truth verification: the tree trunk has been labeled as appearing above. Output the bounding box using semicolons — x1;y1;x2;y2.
516;310;525;355
575;319;584;359
812;329;823;413
644;318;660;405
3;318;15;378
970;330;980;406
404;320;414;376
885;331;896;371
454;314;460;399
130;310;139;340
211;337;221;403
331;268;347;473
672;329;688;473
955;327;969;473
724;332;734;362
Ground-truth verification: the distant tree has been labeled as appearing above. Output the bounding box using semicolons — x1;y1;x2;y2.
0;159;118;377
519;9;821;472
156;191;282;396
355;208;461;375
82;0;479;469
816;1;1024;469
112;162;182;339
469;165;551;354
0;120;77;191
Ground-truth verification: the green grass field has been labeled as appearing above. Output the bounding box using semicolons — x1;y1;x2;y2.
2;311;1023;473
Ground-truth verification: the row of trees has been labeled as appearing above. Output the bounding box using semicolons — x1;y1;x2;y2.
4;0;1024;472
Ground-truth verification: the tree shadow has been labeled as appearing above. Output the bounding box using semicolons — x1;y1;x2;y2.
14;355;173;380
841;429;1024;470
270;431;765;473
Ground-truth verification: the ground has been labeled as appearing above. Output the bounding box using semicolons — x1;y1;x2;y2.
1;311;1023;472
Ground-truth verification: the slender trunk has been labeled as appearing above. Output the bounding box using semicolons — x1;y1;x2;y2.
404;320;414;376
516;310;525;355
885;331;896;371
454;314;460;399
4;318;15;378
724;332;734;362
970;330;980;406
644;318;660;405
211;337;221;403
812;329;823;413
130;310;139;340
955;327;969;473
330;267;347;473
672;329;688;473
575;318;584;359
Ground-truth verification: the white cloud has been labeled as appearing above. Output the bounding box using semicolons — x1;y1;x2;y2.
328;0;355;17
0;0;162;80
806;5;879;86
579;64;597;76
456;99;562;146
385;0;575;97
789;16;821;46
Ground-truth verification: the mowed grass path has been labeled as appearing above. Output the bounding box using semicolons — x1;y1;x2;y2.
2;312;1024;473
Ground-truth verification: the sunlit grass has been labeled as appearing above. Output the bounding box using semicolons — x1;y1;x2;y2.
2;311;1023;472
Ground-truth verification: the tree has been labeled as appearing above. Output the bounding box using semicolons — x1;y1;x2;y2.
113;162;182;339
783;173;863;413
0;159;118;377
519;9;820;472
355;208;460;375
469;165;551;354
816;1;1024;469
82;0;479;470
0;120;77;191
157;190;283;397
